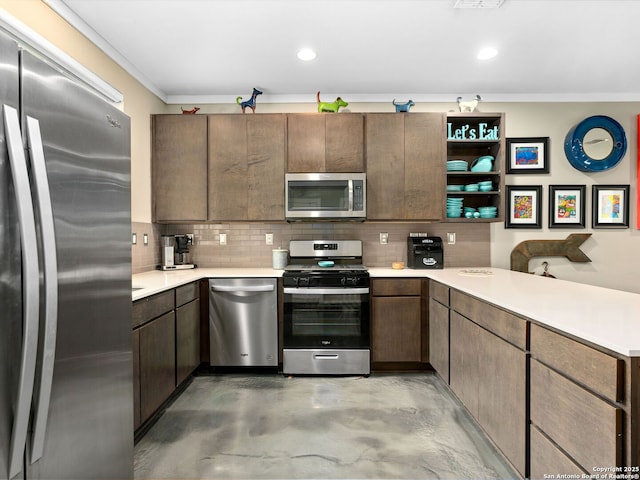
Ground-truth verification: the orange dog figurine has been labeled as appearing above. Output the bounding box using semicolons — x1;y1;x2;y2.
181;107;200;114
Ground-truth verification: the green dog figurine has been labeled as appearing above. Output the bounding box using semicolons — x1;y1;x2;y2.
316;91;348;112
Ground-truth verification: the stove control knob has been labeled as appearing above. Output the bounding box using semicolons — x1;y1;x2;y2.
299;277;310;286
346;277;359;286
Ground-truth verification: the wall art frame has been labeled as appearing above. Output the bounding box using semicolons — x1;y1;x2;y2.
505;185;543;229
592;184;630;228
506;137;550;174
549;184;586;228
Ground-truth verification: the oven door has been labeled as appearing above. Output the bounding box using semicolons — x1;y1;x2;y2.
283;287;370;349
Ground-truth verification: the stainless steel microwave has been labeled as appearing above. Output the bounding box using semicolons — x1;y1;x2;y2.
285;173;366;221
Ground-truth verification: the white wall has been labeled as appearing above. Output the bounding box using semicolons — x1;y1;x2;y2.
489;102;639;293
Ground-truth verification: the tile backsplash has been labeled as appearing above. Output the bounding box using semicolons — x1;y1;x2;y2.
132;221;490;273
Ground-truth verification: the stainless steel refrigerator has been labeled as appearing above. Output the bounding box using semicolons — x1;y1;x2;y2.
0;29;133;480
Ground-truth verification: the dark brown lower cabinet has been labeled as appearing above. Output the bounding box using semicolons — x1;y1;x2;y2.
139;311;176;423
132;329;140;429
371;279;423;365
428;298;449;382
449;304;526;476
176;298;200;386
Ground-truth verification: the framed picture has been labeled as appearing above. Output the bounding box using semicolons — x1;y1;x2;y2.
592;184;630;228
549;185;586;228
505;185;542;228
506;137;550;174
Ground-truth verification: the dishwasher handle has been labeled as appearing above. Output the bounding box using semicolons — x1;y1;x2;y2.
210;284;275;293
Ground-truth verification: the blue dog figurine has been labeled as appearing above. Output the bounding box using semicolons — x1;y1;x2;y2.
236;88;263;114
393;99;415;112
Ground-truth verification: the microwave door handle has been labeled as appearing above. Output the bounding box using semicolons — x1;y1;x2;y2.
348;179;353;212
3;105;40;479
26;116;58;463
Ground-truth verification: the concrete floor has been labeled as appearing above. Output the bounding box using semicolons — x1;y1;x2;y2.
134;373;519;479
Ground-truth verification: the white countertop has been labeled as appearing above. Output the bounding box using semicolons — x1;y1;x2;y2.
133;267;640;357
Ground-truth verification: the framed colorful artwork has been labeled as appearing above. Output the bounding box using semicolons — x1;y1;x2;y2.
592;184;630;228
505;185;542;228
506;137;550;174
549;185;586;228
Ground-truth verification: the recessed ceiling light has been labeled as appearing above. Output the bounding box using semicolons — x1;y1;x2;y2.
477;47;498;60
297;48;317;61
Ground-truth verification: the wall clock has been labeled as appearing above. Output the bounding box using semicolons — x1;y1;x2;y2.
564;115;627;172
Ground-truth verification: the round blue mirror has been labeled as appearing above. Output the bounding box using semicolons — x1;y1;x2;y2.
564;115;627;172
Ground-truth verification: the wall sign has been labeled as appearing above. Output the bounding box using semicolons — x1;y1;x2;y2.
447;123;499;141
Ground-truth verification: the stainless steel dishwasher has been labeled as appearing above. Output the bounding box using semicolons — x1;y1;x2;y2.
209;278;278;367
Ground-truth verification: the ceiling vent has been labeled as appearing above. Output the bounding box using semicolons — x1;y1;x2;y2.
453;0;505;8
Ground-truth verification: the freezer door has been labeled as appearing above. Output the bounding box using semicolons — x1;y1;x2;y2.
0;32;25;480
20;50;133;480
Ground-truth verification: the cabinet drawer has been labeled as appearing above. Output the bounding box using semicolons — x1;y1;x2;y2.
530;426;587;479
530;323;623;403
530;360;622;471
450;290;526;349
372;278;421;296
132;290;174;328
176;282;199;307
430;280;449;306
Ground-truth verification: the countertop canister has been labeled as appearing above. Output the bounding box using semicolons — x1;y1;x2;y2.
272;248;288;269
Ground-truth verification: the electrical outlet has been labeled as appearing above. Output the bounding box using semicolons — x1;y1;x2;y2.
219;233;227;245
143;233;148;245
379;232;389;245
265;233;274;245
131;233;137;245
447;232;456;245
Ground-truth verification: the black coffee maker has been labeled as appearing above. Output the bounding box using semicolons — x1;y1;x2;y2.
407;236;444;269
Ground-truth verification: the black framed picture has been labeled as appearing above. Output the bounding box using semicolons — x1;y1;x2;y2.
505;185;542;228
549;185;586;228
506;137;550;174
592;184;630;228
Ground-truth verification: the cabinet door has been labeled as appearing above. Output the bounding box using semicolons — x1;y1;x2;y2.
449;311;480;418
404;113;444;220
246;114;285;219
287;114;364;172
365;113;444;220
287;114;325;172
132;329;140;430
429;298;449;382
139;311;176;423
209;114;285;220
176;298;200;385
325;114;364;172
152;115;208;222
365;114;405;219
371;296;421;362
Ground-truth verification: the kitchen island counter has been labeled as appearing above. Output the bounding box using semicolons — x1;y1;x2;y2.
371;267;640;357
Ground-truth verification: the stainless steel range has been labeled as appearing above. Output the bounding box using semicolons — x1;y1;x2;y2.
282;240;370;375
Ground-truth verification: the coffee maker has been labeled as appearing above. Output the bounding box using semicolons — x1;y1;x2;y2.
407;236;444;269
160;234;196;270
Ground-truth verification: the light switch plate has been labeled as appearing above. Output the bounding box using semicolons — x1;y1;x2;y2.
447;232;456;245
219;233;227;245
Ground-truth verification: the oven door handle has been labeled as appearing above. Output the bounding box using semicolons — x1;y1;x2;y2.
283;287;369;295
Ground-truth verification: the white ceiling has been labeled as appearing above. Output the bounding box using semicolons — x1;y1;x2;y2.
46;0;640;104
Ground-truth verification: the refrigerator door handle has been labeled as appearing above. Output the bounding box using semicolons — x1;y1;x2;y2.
26;116;58;463
3;105;40;479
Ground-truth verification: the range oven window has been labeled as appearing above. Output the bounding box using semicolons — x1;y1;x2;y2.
283;288;370;348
